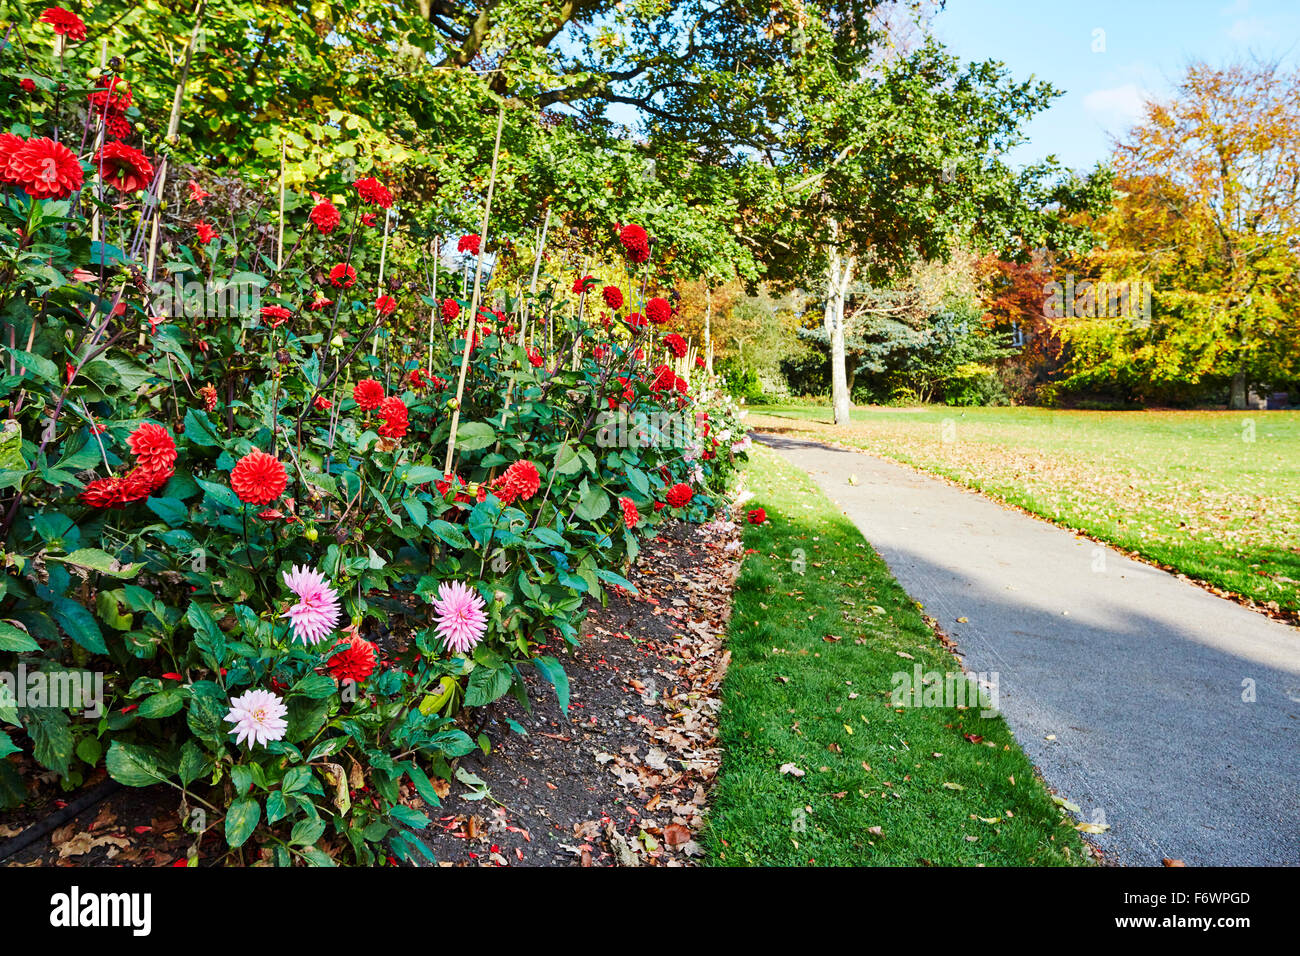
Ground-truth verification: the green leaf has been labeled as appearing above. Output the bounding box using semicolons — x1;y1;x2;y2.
403;465;443;486
429;519;471;550
534;656;570;715
455;421;496;451
195;476;242;510
48;548;141;578
146;496;189;527
105;740;169;787
290;815;327;847
0;730;21;760
573;483;610;521
0;621;39;653
137;688;187;719
225;796;261;848
464;664;513;707
554;443;582;475
53;599;106;653
7;348;58;384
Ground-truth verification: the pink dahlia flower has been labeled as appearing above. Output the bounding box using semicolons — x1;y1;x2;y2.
432;581;488;654
224;689;288;748
281;564;341;644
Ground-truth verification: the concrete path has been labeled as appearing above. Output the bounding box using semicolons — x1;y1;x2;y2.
758;432;1300;866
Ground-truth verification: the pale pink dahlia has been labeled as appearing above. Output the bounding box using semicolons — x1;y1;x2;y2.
224;689;288;748
281;564;341;644
432;581;488;654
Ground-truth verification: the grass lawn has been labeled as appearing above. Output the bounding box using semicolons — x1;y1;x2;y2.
705;446;1087;866
746;404;1300;617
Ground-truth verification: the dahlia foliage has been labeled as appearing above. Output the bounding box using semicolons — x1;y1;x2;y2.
0;17;749;867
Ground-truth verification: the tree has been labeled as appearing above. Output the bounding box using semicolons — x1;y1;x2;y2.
1059;60;1300;406
729;29;1108;421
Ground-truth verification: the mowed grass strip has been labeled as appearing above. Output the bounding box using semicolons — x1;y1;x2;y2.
705;447;1086;866
747;405;1300;616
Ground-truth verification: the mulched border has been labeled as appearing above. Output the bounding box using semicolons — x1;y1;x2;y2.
418;518;742;866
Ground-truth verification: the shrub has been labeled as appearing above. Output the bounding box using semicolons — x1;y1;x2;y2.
0;27;746;865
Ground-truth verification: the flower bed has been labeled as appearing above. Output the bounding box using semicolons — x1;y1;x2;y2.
0;12;747;865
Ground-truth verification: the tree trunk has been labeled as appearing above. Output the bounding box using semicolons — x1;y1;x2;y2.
824;237;855;425
1230;371;1247;409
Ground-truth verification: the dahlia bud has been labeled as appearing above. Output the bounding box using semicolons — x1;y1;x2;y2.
494;589;508;604
331;334;345;347
446;398;459;409
304;527;318;542
276;349;290;364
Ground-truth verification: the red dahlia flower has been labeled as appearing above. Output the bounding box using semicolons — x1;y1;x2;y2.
353;378;384;410
408;368;427;390
618;224;650;263
4;136;83;199
310;199;340;235
527;347;545;368
747;508;767;525
375;295;396;316
573;274;596;294
441;298;461;323
674;375;688;394
327;634;379;684
87;76;132;114
20;79;36;93
665;483;693;509
40;7;86;41
457;234;480;255
664;333;687;358
499;460;541;503
355;176;393;208
261;304;292;328
645;297;671;325
307;292;333;312
128;423;177;477
618;496;639;529
313;394;332;411
651;364;675;391
196;221;217;244
97;141;154;193
79;476;131;509
377;396;408;440
328;263;357;288
627;312;646;329
601;285;624;311
105;114;131;139
187;180;209;203
695;355;706;368
230;451;287;505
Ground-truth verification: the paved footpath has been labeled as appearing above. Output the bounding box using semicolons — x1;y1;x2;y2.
759;433;1299;866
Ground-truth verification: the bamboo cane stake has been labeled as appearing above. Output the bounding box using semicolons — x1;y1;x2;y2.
443;104;506;476
140;0;206;346
371;207;394;356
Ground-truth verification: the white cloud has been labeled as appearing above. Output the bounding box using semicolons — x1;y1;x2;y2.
1082;84;1150;129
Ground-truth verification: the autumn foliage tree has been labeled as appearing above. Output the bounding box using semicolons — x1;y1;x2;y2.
1056;60;1300;405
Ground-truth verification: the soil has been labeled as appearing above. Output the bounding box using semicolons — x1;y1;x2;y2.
418;518;741;866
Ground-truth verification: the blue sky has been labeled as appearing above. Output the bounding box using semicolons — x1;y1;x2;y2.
931;0;1300;172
